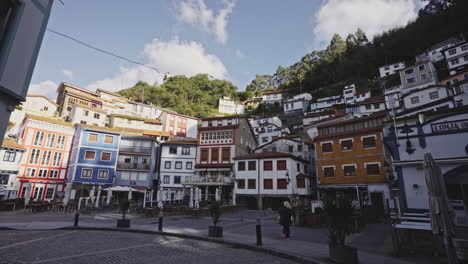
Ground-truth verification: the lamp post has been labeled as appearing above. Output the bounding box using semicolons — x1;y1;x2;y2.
400;120;415;154
286;171;299;225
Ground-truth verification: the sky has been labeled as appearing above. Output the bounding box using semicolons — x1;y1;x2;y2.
30;0;425;98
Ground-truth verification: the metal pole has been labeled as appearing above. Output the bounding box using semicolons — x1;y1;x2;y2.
158;211;163;232
74;213;80;227
256;217;262;245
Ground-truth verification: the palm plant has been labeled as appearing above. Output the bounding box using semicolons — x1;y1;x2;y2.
321;195;356;247
209;201;222;227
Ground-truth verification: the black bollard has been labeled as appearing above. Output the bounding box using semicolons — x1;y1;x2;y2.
158;211;163;232
256;217;262;245
74;213;80;227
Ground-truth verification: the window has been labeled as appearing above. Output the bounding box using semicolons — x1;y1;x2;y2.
82;169;92;178
264;179;273;189
29;149;41;164
45;134;55;148
277;160;287;170
297;178;305;188
49;170;59;178
365;105;371;110
406;77;416;84
38;169;48;178
163;175;170;184
104;135;114;144
374;103;380;109
288;145;294;152
174;176;181;184
421;74;428;80
321;142;332;153
84;110;89;116
200;149;209;162
211;148;219;163
85;151;96;160
41;150;51;165
164;161;171;169
324;167;335;177
404;68;414;75
238;161;246;171
186;162;193;170
298;145;303;152
465;55;468;62
80;121;87;124
94;113;100;119
222;148;230;162
175;161;182;169
341;139;353;151
237;179;245;189
448;49;456;55
366;164;380;176
56;135;66;149
98;170;109;179
262;137;268;143
297;163;301;172
411;96;419;104
462;45;468;51
3;151;15;162
362;136;376;148
182;147;190;155
264;161;273;171
52;152;62;167
418;65;426;71
248;179;256;189
429;91;439;100
88;133;98;142
101;152;111;161
33;131;45;146
247;161;256;171
451;58;459;65
277;179;288;189
343;165;356;176
169;146;177;154
26;168;36;177
384;66;390;70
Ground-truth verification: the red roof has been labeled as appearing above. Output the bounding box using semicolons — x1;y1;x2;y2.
233;152;307;162
317;112;387;129
360;95;385;104
356;89;370;96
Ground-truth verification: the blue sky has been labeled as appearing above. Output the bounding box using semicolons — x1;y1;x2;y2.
30;0;424;98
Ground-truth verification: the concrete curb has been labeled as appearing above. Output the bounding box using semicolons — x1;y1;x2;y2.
57;226;321;264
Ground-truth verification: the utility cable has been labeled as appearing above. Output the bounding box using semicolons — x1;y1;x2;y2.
46;28;160;73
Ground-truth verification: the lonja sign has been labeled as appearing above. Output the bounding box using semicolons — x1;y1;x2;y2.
431;119;468;133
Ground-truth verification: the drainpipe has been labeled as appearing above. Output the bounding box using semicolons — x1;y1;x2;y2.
257;158;262;210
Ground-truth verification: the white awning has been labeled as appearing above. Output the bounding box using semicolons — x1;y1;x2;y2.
103;186;145;192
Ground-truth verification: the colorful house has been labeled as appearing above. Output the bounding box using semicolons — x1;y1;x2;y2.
0;139;26;200
15;114;75;201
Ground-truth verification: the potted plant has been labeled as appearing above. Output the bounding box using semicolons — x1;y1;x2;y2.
117;199;131;228
208;201;223;237
321;195;358;264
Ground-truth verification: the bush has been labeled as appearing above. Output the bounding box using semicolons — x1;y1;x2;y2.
209;201;222;227
119;199;130;219
321;195;355;247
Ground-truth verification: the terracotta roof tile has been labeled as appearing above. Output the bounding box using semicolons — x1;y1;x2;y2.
26;94;58;106
2;139;26;150
26;114;74;128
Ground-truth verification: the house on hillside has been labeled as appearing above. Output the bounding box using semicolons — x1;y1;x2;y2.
359;96;387;116
250;116;289;144
0;140;26;200
261;91;283;105
283;93;312;116
70;104;107;127
158;111;199;139
379;62;406;77
399;62;438;93
56;83;102;122
442;41;468;76
218;97;245;115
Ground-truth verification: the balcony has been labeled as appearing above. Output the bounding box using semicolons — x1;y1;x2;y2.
183;175;233;186
117;163;150;171
119;146;152;154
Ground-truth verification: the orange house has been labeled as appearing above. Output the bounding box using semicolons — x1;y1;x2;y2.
314;112;390;214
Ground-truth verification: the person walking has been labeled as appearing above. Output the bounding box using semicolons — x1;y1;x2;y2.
278;201;293;239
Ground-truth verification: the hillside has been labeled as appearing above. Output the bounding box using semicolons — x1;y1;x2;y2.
117;74;238;118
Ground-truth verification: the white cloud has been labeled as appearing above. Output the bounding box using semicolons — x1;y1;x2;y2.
235;49;244;58
86;38;229;92
176;0;235;44
28;80;58;99
62;69;73;80
313;0;421;44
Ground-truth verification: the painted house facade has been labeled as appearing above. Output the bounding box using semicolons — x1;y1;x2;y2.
443;42;468;76
70;104;107;127
16;115;75;201
158;111;199;139
283;93;312;116
262;91;283;105
250;116;289;144
67;125;121;197
399;62;438;93
234;152;312;210
379;62;406;77
218;97;245;115
56;83;102;122
0;139;26;200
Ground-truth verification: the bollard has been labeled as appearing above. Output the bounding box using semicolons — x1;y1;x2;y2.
256;217;262;245
158;211;163;232
240;215;243;222
74;213;80;227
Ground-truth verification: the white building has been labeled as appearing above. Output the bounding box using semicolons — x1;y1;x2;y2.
426;37;465;63
158;111;199;139
261;91;283;105
283;93;312;116
400;61;438;93
255;135;311;161
233;152;312;210
0;139;26;200
343;84;357;104
401;85;453;111
109;114;164;132
384;85;403;110
379;62;406;77
159;139;197;203
359;95;386;116
218;97;245;115
443;42;468;76
0;1;54;141
70;104;107;127
310;95;343;113
453;80;468;107
250;116;289;144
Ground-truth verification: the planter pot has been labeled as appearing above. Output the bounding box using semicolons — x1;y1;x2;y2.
117;219;130;228
453;238;468;261
308;215;321;227
329;245;358;264
208;226;223;237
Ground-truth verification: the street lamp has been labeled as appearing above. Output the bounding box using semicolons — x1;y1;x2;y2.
400;120;415;154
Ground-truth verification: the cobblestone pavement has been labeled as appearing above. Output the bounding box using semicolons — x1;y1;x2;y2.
0;230;297;264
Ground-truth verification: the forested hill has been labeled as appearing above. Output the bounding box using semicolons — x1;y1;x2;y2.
117;75;238;118
246;0;468;97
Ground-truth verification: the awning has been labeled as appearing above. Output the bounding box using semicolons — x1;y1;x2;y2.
104;186;146;192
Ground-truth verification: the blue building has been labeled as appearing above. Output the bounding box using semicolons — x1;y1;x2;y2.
67;124;121;198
